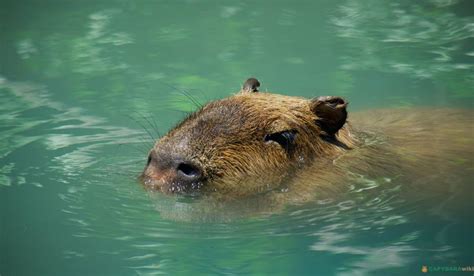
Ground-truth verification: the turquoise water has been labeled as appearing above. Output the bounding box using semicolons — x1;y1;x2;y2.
1;0;473;275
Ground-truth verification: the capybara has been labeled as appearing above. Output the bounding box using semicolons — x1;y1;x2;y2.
140;78;473;219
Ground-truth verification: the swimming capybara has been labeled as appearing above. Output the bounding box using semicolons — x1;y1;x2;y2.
140;78;473;217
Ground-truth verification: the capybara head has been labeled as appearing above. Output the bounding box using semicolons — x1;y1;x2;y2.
140;78;351;199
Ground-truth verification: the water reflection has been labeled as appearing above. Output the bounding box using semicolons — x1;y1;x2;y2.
72;10;133;74
1;0;473;274
1;74;471;274
0;77;144;181
332;0;474;95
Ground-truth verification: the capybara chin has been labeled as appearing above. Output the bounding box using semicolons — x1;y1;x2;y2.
140;78;473;209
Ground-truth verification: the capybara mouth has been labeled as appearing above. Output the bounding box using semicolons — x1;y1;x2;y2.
139;170;206;195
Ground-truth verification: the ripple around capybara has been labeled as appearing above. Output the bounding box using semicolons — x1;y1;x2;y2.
140;78;473;221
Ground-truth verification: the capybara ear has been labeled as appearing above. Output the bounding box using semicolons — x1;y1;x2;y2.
310;96;348;136
241;78;260;93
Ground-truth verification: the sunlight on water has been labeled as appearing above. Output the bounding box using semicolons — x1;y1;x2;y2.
1;0;473;275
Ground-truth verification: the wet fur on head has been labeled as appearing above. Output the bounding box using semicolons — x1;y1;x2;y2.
142;80;353;199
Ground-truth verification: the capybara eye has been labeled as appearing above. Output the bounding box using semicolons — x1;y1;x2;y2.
264;130;297;152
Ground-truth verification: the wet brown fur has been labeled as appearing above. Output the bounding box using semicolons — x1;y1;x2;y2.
141;80;473;219
143;91;357;198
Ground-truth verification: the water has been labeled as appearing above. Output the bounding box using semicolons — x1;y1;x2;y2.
1;0;473;275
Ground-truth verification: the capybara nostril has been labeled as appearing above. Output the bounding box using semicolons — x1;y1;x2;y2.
177;162;203;181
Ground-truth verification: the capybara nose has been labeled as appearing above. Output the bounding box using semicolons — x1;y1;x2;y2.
176;162;203;182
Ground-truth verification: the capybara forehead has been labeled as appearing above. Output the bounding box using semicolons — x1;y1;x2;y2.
176;93;311;137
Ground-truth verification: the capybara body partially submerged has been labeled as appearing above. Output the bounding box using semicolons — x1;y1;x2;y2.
140;78;473;219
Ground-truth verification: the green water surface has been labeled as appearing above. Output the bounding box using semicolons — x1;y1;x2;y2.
1;0;473;275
